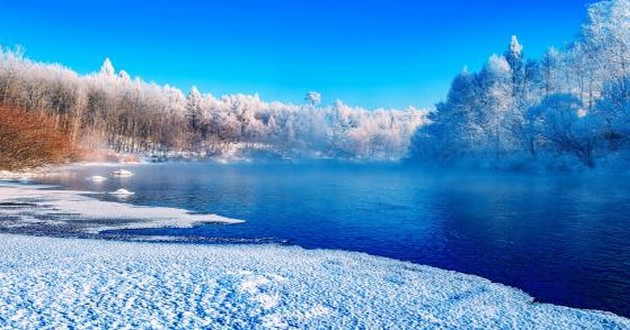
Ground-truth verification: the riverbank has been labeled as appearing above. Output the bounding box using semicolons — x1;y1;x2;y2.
0;160;142;181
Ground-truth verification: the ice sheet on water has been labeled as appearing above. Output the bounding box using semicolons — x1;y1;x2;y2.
0;234;627;329
0;182;243;234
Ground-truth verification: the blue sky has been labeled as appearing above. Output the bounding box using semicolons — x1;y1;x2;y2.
1;0;592;109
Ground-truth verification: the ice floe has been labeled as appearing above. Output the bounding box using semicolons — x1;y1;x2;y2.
0;183;243;234
0;234;627;329
87;175;107;182
108;188;135;196
111;169;134;177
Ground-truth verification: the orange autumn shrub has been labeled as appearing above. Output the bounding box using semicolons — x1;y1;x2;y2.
0;106;79;170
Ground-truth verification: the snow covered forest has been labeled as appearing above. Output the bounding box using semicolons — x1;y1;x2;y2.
1;0;627;168
409;0;629;170
0;50;426;162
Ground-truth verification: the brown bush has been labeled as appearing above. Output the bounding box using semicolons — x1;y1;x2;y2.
0;106;79;171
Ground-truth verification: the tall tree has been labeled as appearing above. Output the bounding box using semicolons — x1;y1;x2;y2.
100;58;115;77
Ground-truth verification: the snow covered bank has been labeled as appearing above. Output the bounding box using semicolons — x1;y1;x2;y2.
0;234;627;329
0;183;243;234
0;167;53;180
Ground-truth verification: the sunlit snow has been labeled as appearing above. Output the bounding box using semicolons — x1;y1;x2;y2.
0;234;627;329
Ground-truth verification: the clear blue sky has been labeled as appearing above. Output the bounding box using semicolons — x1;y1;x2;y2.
1;0;593;109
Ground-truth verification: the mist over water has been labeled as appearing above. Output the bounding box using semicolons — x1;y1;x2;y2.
35;162;630;317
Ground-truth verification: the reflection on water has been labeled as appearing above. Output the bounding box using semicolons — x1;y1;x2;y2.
35;162;630;317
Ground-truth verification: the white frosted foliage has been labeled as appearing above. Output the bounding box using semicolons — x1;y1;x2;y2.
510;35;523;56
305;91;322;106
100;57;115;77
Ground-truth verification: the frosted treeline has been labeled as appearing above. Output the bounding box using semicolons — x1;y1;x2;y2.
0;51;427;161
409;0;629;170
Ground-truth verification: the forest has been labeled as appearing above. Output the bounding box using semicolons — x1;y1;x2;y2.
1;0;627;170
0;49;426;164
409;0;629;170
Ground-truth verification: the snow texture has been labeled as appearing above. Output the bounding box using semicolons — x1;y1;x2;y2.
0;183;243;234
0;234;627;329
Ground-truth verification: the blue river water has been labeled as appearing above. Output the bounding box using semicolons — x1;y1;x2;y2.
35;162;630;317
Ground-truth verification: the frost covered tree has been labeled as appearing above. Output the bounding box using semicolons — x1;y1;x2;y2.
593;76;630;150
540;48;562;98
305;91;321;107
482;54;517;156
504;35;525;99
582;0;629;79
118;70;131;84
100;58;115;77
531;94;598;167
410;69;482;161
186;86;204;134
409;0;630;170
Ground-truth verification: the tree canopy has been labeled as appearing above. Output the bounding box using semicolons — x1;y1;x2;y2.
409;0;630;170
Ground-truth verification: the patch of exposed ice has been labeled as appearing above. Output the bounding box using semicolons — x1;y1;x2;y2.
0;234;627;329
87;175;107;182
110;169;134;177
108;188;135;196
0;183;243;233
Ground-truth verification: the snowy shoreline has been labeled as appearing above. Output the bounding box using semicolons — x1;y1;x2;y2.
0;182;243;234
0;233;628;329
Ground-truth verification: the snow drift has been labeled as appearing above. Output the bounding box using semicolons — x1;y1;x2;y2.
0;234;627;329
